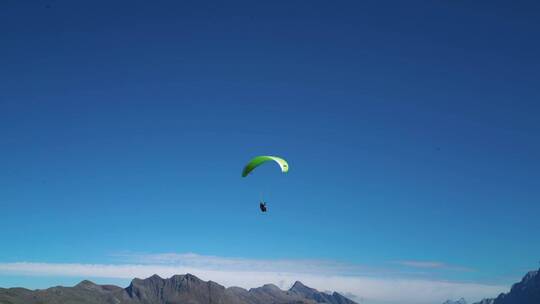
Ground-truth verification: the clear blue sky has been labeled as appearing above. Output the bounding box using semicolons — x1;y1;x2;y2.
1;0;539;292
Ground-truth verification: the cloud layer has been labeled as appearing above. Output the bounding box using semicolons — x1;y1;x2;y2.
394;260;474;272
0;253;508;304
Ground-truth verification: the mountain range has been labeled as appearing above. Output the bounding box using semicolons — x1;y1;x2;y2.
0;273;357;304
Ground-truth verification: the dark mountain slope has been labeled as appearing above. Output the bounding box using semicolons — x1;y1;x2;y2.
474;268;540;304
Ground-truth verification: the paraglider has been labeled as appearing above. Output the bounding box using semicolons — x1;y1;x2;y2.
242;155;288;212
241;156;289;177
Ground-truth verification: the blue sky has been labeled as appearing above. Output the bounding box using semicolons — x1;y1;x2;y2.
1;1;539;303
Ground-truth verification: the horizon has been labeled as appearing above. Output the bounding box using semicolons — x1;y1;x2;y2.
1;1;539;304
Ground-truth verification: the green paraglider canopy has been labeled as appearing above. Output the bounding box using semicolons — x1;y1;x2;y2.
242;155;289;177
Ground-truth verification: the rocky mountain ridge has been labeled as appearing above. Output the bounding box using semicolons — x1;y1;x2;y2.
0;273;357;304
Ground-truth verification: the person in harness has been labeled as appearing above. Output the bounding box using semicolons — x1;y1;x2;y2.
259;202;267;212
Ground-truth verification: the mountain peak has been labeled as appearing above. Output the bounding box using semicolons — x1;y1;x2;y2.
288;280;357;304
443;298;467;304
75;280;98;289
291;281;306;288
290;281;308;290
76;280;96;286
184;273;201;281
148;274;163;280
522;270;539;284
261;283;281;291
289;280;316;294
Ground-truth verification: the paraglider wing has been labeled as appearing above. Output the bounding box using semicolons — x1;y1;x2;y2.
242;156;289;177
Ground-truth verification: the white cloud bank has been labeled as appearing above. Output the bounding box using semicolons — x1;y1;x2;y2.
0;254;508;304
